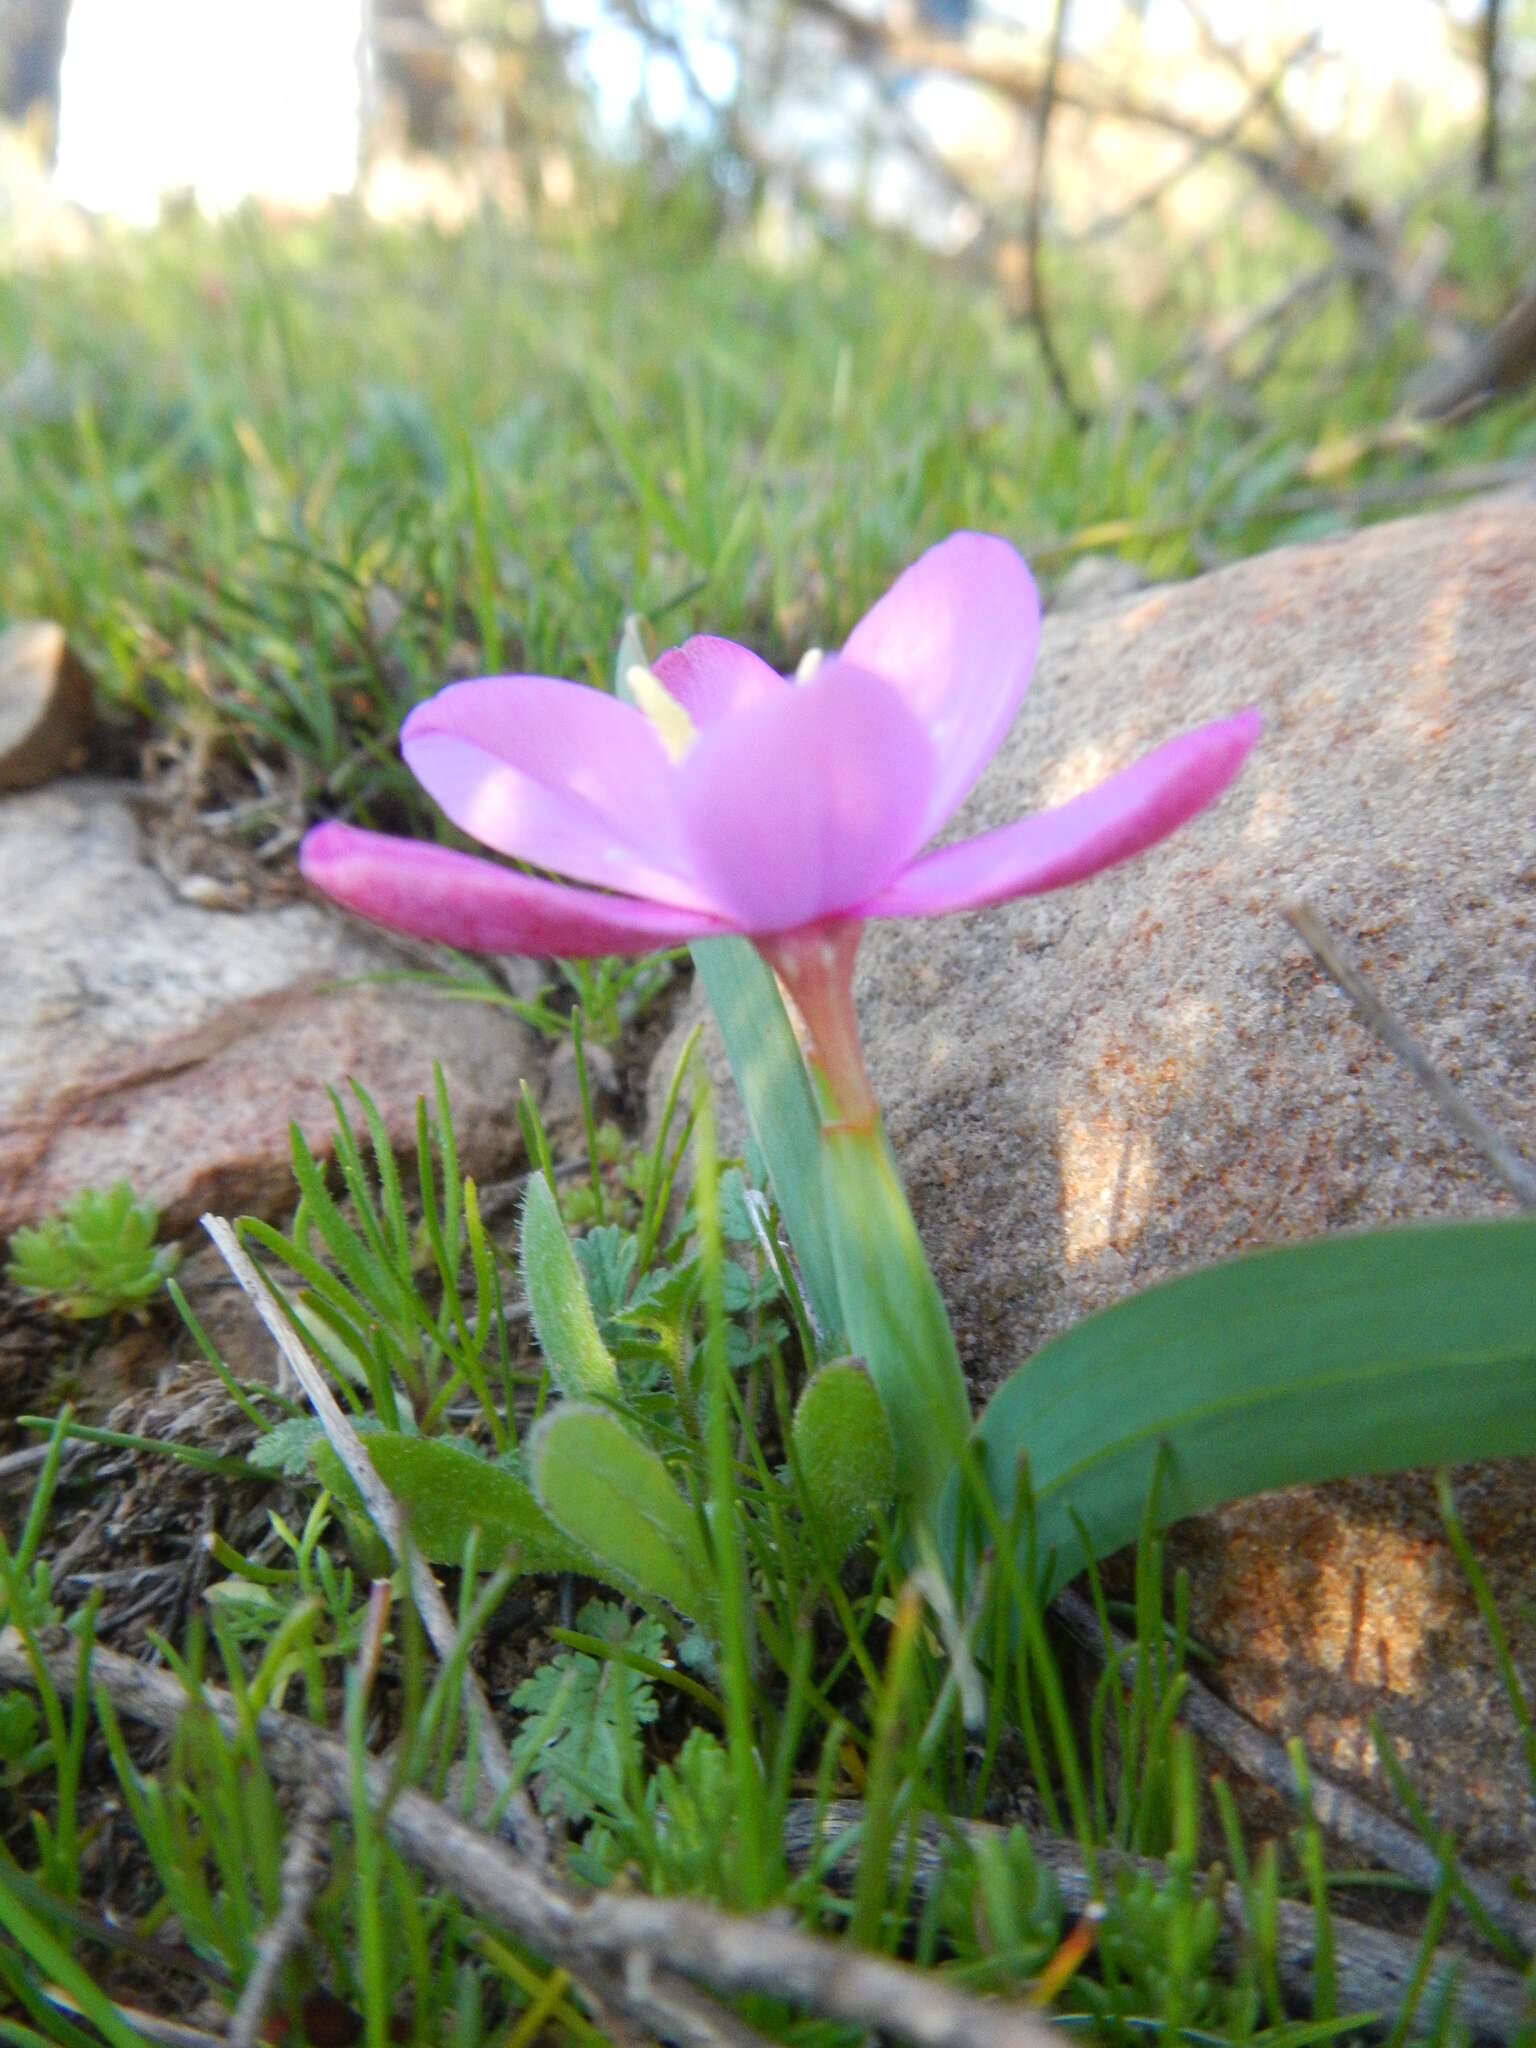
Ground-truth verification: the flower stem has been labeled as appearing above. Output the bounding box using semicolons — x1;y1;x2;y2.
761;919;971;1523
759;920;877;1130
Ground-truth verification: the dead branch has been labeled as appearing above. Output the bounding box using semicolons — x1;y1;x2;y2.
1283;905;1536;1208
1412;279;1536;422
1052;1588;1536;1954
783;1799;1531;2042
1076;28;1321;247
201;1213;548;1864
228;1782;332;2048
0;1628;1065;2048
1021;0;1085;426
789;0;1395;277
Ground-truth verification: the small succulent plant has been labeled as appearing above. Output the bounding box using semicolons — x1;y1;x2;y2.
6;1182;178;1320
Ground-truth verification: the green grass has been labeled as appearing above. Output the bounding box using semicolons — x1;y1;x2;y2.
3;1059;1534;2046
2;179;1532;841
3;164;1536;2047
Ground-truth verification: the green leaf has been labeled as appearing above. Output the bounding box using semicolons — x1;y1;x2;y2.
646;1726;736;1895
531;1403;715;1624
313;1433;587;1575
947;1218;1536;1601
716;1168;757;1246
574;1224;639;1317
511;1598;664;1823
822;1120;971;1525
520;1171;619;1398
792;1358;896;1564
247;1416;326;1480
6;1182;176;1319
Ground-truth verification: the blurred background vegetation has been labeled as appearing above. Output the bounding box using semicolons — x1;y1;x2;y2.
0;1;1532;833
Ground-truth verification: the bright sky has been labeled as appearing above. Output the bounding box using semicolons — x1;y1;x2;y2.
547;0;1489;130
49;0;1490;223
54;0;364;223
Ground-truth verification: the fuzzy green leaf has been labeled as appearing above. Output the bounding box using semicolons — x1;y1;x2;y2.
947;1217;1536;1600
520;1171;619;1397
313;1432;588;1575
531;1403;715;1623
792;1358;897;1564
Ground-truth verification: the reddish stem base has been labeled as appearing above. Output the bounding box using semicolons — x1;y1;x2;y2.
758;919;876;1131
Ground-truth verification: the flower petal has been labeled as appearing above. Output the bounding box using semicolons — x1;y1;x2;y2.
401;676;716;911
673;658;937;935
841;531;1042;840
653;635;786;726
300;822;732;958
864;710;1262;920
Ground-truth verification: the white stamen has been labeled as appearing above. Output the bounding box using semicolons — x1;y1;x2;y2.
627;665;697;763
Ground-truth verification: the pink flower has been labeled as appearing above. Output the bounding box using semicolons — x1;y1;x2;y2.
301;534;1260;987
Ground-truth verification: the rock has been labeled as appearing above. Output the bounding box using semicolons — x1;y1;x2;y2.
0;621;94;790
653;495;1536;1870
0;781;540;1242
171;1241;287;1384
1048;553;1149;613
540;1035;621;1151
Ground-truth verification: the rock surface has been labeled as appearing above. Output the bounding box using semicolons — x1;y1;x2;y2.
0;780;540;1240
654;495;1536;1870
0;622;95;791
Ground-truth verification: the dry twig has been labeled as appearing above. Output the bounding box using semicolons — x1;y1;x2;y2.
201;1213;548;1864
0;1628;1064;2048
579;1957;778;2048
228;1781;332;2048
1052;1588;1536;1955
790;0;1395;279
1283;904;1536;1208
41;1991;226;2048
784;1799;1531;2042
1021;0;1084;428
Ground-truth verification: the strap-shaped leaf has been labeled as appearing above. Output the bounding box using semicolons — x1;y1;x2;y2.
531;1403;716;1625
944;1217;1536;1599
823;1120;971;1523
